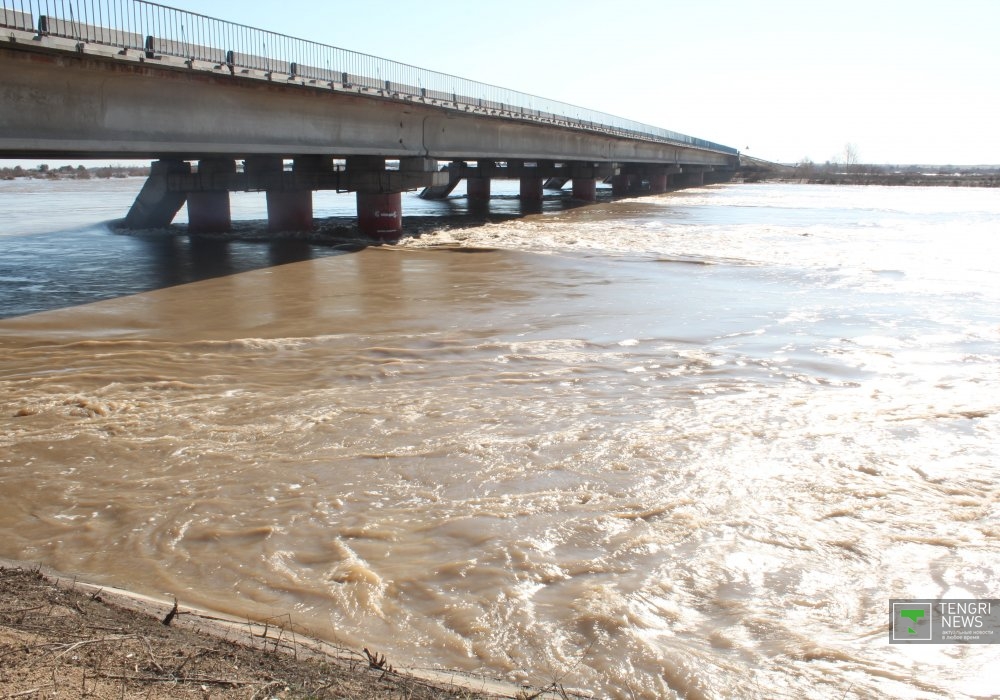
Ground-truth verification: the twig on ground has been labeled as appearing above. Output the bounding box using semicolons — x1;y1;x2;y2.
0;604;47;615
161;598;178;626
93;672;267;687
139;635;165;674
52;634;137;660
363;647;393;673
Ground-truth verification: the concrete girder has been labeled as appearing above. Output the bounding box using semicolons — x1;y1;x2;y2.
0;45;737;170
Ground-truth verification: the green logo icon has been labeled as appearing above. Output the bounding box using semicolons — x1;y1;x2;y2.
899;609;925;635
892;602;932;641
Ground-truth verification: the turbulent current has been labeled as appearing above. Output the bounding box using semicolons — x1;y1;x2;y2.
1;180;998;698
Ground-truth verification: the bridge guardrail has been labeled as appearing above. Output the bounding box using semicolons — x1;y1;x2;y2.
2;0;738;156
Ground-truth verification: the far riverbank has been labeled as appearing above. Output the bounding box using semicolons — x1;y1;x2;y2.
738;158;1000;187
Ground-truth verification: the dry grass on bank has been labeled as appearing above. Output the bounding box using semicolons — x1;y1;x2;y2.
0;566;538;700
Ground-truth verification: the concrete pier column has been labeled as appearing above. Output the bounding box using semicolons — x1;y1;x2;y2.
245;156;284;230
519;175;544;201
467;177;491;202
187;158;235;233
357;191;402;239
267;190;313;232
272;155;330;232
649;172;669;194
611;173;631;196
124;159;190;228
571;178;597;202
270;155;327;232
245;156;314;232
682;171;705;187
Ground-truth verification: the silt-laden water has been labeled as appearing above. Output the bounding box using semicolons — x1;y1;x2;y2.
1;180;998;698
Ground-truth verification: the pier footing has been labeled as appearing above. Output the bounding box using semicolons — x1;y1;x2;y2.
357;192;403;238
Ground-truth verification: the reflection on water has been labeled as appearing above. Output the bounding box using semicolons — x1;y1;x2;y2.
0;178;592;319
0;227;347;319
1;181;999;699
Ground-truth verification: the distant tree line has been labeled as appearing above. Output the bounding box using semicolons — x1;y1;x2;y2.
787;160;1000;187
739;143;999;187
1;163;151;181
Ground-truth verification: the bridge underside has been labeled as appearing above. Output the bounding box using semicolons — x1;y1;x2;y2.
0;37;738;237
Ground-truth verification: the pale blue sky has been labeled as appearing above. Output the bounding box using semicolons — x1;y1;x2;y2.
140;0;998;165
5;0;997;165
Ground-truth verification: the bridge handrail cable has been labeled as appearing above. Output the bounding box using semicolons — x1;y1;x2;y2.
2;0;738;156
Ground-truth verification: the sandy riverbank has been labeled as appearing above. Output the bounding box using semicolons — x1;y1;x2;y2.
0;560;573;699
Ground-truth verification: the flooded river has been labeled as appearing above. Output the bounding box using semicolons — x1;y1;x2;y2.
1;179;998;698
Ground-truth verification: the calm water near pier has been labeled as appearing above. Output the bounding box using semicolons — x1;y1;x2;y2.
1;180;998;698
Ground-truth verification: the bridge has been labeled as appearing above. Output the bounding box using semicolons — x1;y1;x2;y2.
1;0;739;237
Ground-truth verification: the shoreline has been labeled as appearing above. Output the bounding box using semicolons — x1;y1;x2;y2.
0;557;576;699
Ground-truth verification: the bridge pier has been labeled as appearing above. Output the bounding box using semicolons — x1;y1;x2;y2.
571;178;597;202
187;158;236;233
356;192;402;238
611;173;635;196
124;159;190;229
419;161;464;200
649;172;669;194
519;175;544;202
679;169;705;187
467;176;491;203
346;156;408;238
245;155;318;232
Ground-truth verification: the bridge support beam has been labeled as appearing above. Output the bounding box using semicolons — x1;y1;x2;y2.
356;192;402;239
419;161;464;200
268;189;313;231
649;172;669;194
519;175;544;201
571;178;597;202
679;170;705;187
611;173;633;196
244;156;314;232
347;156;405;239
187;158;235;233
124;159;190;229
467;176;491;203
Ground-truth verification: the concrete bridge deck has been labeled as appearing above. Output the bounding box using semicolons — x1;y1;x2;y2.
1;0;739;237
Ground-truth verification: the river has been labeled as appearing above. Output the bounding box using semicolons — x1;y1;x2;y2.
1;178;998;698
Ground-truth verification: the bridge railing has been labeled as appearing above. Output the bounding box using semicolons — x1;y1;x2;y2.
2;0;738;156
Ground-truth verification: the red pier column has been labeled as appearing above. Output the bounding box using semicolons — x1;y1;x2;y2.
187;158;235;233
245;155;314;232
266;190;313;232
611;174;631;196
357;191;402;239
571;178;597;202
682;171;705;188
649;173;669;194
519;175;544;201
467;177;491;203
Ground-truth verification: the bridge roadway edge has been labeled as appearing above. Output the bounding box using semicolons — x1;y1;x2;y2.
0;39;737;235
